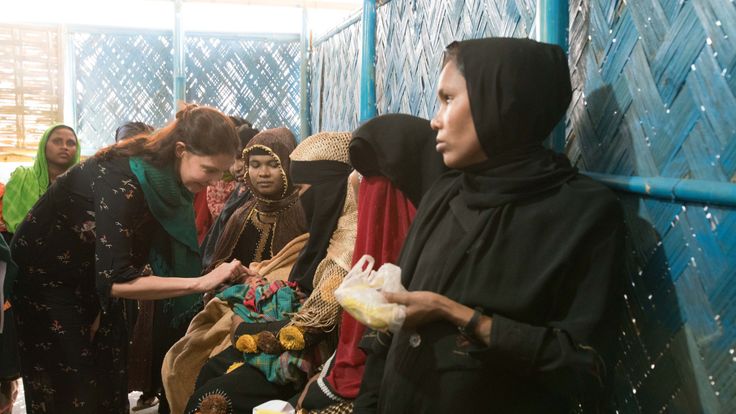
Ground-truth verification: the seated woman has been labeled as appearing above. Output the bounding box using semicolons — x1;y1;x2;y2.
358;38;625;413
296;113;447;413
200;123;261;271
138;127;303;412
205;127;305;272
3;124;80;235
184;131;357;414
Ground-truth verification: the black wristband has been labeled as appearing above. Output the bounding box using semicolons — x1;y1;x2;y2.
458;307;483;338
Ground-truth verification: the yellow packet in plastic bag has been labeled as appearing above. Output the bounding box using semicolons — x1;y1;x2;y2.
334;255;406;333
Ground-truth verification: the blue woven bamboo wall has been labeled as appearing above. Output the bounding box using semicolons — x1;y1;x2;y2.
310;15;362;132
309;0;535;130
568;0;736;412
69;28;174;154
70;29;302;153
186;33;301;135
376;0;536;118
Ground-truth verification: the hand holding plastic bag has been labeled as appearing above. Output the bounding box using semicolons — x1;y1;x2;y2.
334;255;407;333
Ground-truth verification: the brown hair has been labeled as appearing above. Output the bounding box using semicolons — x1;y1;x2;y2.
96;104;239;167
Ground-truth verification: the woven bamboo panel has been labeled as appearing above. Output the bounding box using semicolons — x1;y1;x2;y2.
0;24;63;159
376;0;536;118
568;1;736;412
309;0;534;132
70;29;174;154
310;17;362;132
186;34;301;135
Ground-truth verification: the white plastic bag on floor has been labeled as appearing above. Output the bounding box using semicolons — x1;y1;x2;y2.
334;255;407;333
253;399;294;414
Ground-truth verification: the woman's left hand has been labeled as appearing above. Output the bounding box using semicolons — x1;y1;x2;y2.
383;291;447;329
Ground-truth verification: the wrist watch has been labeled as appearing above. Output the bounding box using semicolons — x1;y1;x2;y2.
458;307;483;339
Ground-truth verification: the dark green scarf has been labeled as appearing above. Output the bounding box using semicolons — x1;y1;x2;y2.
129;157;202;326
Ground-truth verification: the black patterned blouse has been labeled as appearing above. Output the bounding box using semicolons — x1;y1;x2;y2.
11;155;160;414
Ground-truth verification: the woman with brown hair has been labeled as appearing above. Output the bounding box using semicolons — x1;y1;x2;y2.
10;105;247;414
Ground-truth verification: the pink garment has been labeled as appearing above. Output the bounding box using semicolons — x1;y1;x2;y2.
206;180;237;219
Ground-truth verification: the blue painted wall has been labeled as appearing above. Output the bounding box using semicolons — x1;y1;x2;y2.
568;0;736;412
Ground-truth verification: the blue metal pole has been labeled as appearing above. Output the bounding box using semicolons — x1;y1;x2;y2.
538;0;569;51
584;172;736;208
537;0;569;152
173;0;186;116
359;0;376;123
300;8;311;141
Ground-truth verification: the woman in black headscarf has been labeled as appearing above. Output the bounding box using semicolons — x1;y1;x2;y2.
184;132;358;414
296;114;447;412
361;38;625;413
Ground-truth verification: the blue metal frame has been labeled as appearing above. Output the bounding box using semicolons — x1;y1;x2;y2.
584;172;736;207
359;0;376;123
538;0;569;52
300;8;311;141
313;12;362;47
538;0;569;153
173;0;186;115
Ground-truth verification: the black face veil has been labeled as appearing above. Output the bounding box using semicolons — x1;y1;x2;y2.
287;159;351;293
349;113;447;208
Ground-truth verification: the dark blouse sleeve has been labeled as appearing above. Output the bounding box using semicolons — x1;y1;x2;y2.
94;161;152;309
470;203;626;400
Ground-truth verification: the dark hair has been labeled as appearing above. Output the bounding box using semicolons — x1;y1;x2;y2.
115;121;154;142
96;104;239;167
237;124;260;151
229;116;252;128
442;41;464;74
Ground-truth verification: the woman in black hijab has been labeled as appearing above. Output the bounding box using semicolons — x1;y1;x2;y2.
363;38;625;413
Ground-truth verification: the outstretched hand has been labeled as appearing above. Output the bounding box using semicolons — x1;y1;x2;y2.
199;259;247;292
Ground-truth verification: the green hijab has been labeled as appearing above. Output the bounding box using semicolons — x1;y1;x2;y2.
4;124;80;233
129;156;202;326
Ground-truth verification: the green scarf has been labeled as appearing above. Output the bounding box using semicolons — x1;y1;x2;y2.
129;156;202;326
4;124;80;233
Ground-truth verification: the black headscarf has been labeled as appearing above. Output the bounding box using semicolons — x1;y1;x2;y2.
349;114;448;207
288;159;352;293
452;37;577;208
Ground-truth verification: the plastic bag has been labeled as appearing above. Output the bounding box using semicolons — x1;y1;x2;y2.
334;255;407;333
252;400;295;414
